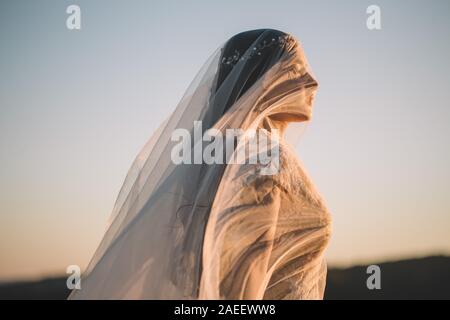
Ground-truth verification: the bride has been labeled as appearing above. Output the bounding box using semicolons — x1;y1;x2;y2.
69;29;331;300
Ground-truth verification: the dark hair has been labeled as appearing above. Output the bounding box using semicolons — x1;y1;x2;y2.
214;29;290;115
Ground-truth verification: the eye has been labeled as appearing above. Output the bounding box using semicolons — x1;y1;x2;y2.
287;70;295;80
286;65;300;80
292;63;302;73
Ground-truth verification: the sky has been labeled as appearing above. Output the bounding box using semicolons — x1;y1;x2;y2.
1;0;449;281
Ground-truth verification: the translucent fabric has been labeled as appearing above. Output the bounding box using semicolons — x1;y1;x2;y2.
69;30;331;300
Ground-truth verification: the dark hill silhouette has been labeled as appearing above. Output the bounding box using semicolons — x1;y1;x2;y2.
1;256;449;300
325;255;450;300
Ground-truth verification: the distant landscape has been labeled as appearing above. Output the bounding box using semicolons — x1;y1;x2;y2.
325;256;450;300
1;256;449;300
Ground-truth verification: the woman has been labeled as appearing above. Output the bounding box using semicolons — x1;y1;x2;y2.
70;29;331;300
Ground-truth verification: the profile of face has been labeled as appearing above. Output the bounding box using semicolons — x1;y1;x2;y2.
268;49;318;123
215;29;318;125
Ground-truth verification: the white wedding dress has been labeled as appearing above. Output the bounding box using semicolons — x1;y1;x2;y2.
69;29;331;300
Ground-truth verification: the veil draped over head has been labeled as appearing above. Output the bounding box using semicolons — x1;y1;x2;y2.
70;29;329;300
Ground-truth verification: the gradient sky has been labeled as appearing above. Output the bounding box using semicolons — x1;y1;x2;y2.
1;0;449;281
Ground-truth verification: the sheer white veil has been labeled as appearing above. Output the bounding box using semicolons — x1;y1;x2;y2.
69;29;319;299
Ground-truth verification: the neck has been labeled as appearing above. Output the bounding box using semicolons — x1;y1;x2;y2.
260;117;288;136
